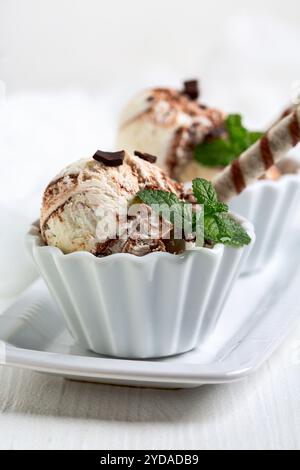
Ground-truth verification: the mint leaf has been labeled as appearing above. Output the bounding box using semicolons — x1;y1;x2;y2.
194;114;263;168
137;189;196;233
192;178;229;215
137;189;180;210
207;202;229;215
194;139;236;167
137;188;201;242
205;213;251;247
191;178;250;247
136;189;182;225
192;178;218;205
204;215;222;242
226;114;248;143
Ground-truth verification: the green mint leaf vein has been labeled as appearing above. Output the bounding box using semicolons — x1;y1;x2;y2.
192;178;218;205
136;189;194;229
136;189;180;211
192;178;228;215
205;213;251;247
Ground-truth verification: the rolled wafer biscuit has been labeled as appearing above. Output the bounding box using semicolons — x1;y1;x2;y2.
213;106;300;202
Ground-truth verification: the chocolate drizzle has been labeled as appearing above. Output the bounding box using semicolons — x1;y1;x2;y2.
289;111;300;146
260;135;274;169
166;126;186;178
231;159;246;194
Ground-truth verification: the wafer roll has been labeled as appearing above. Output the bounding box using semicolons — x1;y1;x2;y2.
213;106;300;202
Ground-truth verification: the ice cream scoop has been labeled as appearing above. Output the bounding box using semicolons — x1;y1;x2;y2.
116;82;225;180
117;82;297;185
41;150;183;256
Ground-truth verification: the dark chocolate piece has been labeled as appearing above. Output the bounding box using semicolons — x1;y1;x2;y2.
183;80;199;100
93;150;125;167
134;150;157;164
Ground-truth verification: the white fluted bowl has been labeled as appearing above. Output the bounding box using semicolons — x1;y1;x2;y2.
26;217;255;359
230;174;300;275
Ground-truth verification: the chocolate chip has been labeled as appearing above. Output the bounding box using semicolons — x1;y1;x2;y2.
93;150;125;167
134;150;157;164
183;80;199;100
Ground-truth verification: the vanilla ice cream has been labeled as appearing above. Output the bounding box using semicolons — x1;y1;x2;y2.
41;150;183;256
116;83;225;180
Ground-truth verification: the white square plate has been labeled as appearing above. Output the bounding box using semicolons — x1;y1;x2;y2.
1;232;300;389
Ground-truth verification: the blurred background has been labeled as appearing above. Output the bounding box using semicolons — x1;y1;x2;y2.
0;0;299;295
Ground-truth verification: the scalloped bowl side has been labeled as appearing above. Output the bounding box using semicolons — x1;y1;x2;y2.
26;216;255;359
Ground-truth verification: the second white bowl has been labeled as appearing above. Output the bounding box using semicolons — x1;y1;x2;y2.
230;174;300;274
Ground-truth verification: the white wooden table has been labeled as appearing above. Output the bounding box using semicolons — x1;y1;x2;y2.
0;309;299;450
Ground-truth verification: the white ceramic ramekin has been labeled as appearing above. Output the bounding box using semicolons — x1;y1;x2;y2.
230;174;300;275
26;218;254;359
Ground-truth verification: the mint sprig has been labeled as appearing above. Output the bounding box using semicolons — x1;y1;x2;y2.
204;213;251;247
136;178;251;248
192;178;228;215
136;189;194;229
192;178;250;247
194;114;263;167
